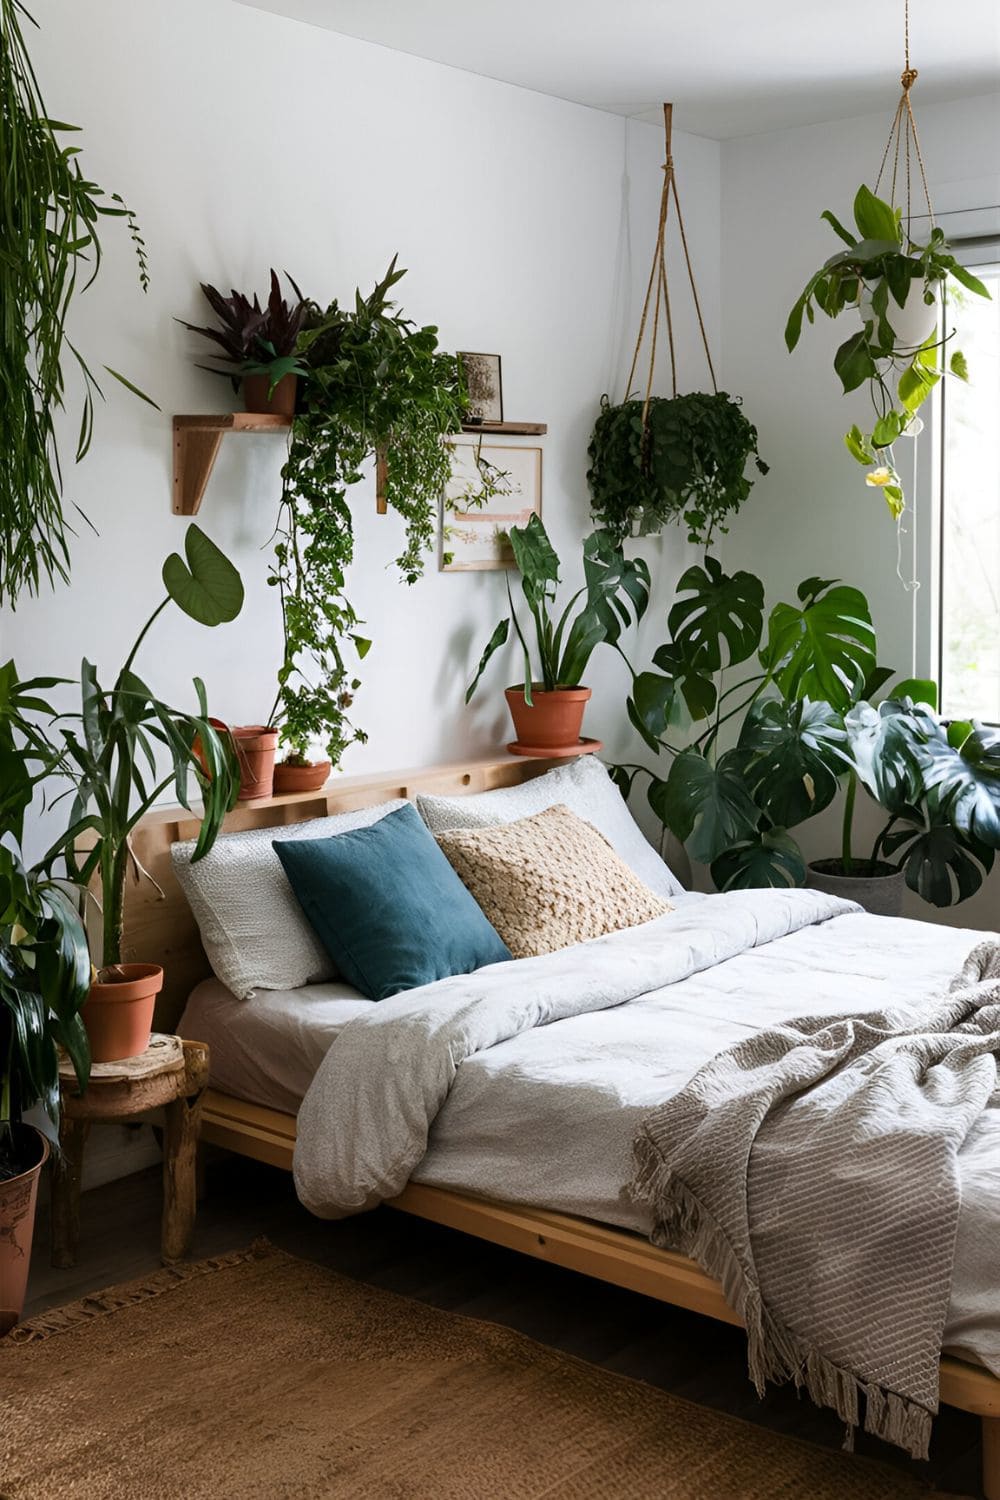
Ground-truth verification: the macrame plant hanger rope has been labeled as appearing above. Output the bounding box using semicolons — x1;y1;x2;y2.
624;104;717;460
873;0;933;626
873;0;934;236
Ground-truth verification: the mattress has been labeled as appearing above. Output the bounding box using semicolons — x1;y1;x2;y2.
179;979;375;1116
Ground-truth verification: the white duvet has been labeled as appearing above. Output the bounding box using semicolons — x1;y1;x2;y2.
294;889;1000;1375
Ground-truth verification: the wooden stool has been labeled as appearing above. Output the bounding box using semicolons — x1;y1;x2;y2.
51;1034;209;1269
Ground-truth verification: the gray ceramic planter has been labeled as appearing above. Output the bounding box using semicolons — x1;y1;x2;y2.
806;860;906;917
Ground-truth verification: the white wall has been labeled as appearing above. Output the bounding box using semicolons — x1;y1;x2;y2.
2;0;721;853
720;90;1000;927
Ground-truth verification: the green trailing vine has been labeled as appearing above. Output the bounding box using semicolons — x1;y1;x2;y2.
270;258;489;764
0;0;155;605
587;392;767;546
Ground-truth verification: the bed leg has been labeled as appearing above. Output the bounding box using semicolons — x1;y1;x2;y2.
983;1415;1000;1500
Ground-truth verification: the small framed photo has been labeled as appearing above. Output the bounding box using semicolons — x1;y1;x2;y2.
441;439;542;571
458;352;503;424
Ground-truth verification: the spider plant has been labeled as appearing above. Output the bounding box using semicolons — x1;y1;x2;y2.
0;0;155;606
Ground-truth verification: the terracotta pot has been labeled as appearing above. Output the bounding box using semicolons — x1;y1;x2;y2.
196;719;278;801
0;1125;49;1337
504;685;591;751
242;372;297;416
806;859;905;917
83;962;164;1063
273;759;332;795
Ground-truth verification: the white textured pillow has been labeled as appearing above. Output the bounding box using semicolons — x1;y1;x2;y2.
171;799;408;998
417;758;682;900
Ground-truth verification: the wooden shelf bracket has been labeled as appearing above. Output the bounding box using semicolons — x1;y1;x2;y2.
172;413;292;515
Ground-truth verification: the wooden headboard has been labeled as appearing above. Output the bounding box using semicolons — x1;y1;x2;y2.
126;755;561;1031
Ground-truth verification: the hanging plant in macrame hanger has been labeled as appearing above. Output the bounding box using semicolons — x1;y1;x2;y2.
785;0;990;521
588;104;768;548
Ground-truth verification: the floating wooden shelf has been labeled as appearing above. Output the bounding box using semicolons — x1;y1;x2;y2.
172;412;291;515
459;421;547;436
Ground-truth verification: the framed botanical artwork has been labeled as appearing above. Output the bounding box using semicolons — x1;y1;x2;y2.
457;352;503;423
441;439;542;571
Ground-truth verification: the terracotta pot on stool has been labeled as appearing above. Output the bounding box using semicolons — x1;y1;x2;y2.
83;962;164;1063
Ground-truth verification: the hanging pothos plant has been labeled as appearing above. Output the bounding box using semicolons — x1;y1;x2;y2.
586;105;767;547
0;0;156;606
785;185;990;519
269;258;496;767
588;391;767;545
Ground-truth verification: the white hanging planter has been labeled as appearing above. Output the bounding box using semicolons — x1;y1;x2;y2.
860;277;939;350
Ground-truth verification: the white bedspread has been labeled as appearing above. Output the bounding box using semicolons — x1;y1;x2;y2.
293;888;1000;1375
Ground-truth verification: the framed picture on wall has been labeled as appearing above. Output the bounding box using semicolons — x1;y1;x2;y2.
441;439;541;571
457;352;503;423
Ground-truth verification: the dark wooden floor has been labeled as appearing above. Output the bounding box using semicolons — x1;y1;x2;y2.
26;1155;984;1498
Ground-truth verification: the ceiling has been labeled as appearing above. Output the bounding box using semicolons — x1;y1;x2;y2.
236;0;1000;139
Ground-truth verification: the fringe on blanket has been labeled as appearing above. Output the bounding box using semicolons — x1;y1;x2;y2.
630;1137;934;1461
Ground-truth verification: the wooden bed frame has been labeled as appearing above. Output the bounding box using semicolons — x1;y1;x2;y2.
128;754;1000;1498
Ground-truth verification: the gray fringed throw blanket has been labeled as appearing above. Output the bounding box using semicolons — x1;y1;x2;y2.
630;939;1000;1459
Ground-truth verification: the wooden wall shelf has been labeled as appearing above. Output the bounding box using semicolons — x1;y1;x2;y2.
460;421;547;436
172;412;291;515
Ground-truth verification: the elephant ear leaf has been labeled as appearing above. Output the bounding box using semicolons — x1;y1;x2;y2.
163;525;244;627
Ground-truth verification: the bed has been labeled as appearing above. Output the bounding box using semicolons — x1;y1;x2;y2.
126;754;1000;1498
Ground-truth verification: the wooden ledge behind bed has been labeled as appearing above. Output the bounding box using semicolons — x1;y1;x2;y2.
128;754;562;1033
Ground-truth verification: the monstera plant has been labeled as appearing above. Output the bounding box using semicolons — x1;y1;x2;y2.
617;557;1000;907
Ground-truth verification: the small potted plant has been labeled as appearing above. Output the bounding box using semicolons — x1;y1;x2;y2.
786;184;990;518
466;515;650;752
587;391;767;545
808;692;1000;914
178;270;307;415
42;526;244;1061
0;665;90;1334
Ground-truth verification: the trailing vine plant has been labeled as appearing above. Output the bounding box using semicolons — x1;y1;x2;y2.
270;258;491;765
0;0;155;605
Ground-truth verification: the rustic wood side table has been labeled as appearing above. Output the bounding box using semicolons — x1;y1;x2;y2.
51;1034;210;1269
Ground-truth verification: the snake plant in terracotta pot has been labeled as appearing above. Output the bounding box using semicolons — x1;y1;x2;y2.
40;527;244;1061
0;665;90;1333
467;516;650;753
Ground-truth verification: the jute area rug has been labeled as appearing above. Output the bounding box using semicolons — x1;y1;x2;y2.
2;1241;959;1500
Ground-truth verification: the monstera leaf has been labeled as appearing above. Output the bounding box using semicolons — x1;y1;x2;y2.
762;577;875;711
845;699;935;817
627;670;677;752
710;829;806;892
917;720;1000;848
163;524;244;627
508;513;559;612
649;747;759;865
668;558;765;672
739;697;846;828
882;818;994;908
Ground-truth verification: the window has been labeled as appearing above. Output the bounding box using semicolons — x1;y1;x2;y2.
939;261;1000;721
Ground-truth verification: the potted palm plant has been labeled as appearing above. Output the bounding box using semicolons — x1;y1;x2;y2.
808;693;1000;913
0;665;90;1334
178;270;307;415
41;526;244;1061
786;184;990;518
466;515;650;753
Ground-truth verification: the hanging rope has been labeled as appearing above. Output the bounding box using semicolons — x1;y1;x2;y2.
624;102;717;435
873;0;934;233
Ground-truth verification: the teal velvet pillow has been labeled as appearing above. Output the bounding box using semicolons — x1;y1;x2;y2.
272;802;512;1001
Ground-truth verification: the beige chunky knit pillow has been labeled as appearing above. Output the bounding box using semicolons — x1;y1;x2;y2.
435;804;671;960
